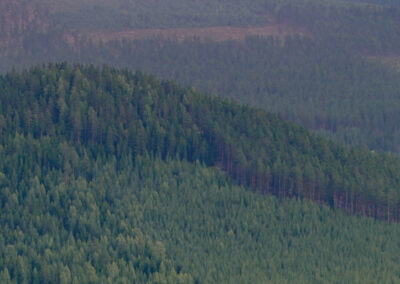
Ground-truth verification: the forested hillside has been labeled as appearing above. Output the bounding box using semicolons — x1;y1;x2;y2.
3;1;400;282
2;0;400;153
1;65;400;282
2;158;400;283
76;37;400;152
2;64;400;222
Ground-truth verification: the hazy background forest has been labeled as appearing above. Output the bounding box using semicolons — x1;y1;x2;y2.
2;0;400;151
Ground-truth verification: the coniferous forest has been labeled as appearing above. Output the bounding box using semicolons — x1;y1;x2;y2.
3;0;400;152
2;0;400;283
1;65;400;282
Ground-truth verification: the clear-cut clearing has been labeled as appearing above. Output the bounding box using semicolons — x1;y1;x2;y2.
82;24;310;43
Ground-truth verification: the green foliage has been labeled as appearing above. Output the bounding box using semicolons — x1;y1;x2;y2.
1;64;400;282
4;0;400;155
67;36;400;152
1;64;400;221
0;159;195;283
2;1;400;281
2;156;400;283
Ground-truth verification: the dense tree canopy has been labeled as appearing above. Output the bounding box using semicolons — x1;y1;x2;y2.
3;0;400;155
2;64;400;223
3;157;400;283
57;36;400;153
3;0;400;153
1;64;400;282
2;1;400;282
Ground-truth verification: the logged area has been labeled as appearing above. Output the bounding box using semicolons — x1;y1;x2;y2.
85;24;310;43
367;55;400;72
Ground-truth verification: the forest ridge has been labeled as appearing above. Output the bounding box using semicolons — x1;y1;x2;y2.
2;0;400;282
2;0;400;153
2;64;400;222
1;64;400;282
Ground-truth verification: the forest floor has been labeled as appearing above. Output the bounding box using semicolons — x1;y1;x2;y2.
78;24;311;44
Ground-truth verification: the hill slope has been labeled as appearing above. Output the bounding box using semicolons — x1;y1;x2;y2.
1;64;400;222
2;64;400;282
3;1;400;153
2;157;400;283
72;37;400;152
3;0;400;154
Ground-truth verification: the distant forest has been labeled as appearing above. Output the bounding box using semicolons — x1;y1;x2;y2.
71;37;400;152
2;0;400;154
31;0;400;31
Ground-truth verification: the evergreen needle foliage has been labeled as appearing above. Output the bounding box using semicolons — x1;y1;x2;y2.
2;156;400;283
1;64;400;282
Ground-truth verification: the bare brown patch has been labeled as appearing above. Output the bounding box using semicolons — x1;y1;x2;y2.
367;55;400;72
83;24;311;44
